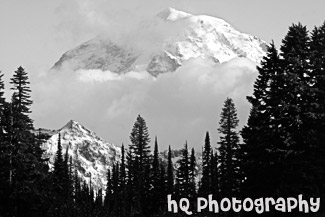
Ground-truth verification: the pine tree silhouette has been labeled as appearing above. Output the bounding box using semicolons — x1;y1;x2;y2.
199;131;212;197
218;97;240;198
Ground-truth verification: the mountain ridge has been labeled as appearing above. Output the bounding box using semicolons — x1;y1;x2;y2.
41;120;121;192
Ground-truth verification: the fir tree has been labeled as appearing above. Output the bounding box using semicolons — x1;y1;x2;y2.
126;148;138;215
241;43;284;198
189;148;196;202
211;150;219;197
279;23;311;150
62;145;74;216
129;115;151;170
8;66;47;216
310;22;325;204
0;72;6;131
158;163;167;213
0;71;11;216
111;163;121;216
52;133;65;216
278;23;322;198
199;131;212;197
150;137;161;214
74;167;82;216
104;167;112;212
218;97;240;197
166;145;174;195
120;144;126;185
241;24;325;217
128;115;151;216
0;71;5;107
10;66;33;130
54;133;64;183
119;144;127;217
175;142;190;198
152;137;160;184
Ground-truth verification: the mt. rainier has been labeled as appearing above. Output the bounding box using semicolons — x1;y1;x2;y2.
51;8;267;76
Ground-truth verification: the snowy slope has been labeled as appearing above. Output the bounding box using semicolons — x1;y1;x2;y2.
39;120;206;192
41;120;121;192
51;8;267;76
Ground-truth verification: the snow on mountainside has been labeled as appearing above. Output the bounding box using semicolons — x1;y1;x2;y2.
51;7;267;76
41;120;121;192
39;120;205;192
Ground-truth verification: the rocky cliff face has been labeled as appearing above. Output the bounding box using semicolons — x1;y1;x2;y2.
41;120;121;191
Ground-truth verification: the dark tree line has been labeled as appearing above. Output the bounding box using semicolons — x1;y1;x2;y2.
1;21;324;217
241;22;325;217
102;104;241;217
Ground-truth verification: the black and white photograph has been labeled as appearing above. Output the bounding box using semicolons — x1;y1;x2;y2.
0;0;324;216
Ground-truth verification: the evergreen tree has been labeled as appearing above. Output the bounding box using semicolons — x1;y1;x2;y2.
175;142;190;198
104;167;112;213
241;24;325;216
199;131;212;196
279;23;311;151
126;148;139;215
310;22;325;206
62;145;74;216
94;189;104;216
211;150;219;197
218;98;240;197
10;66;33;130
9;66;47;216
52;133;65;216
128;115;151;216
158;163;167;213
152;137;160;184
278;23;322;198
63;145;70;191
0;71;11;216
241;42;285;198
151;137;161;214
166;145;174;195
310;26;325;146
189;148;196;202
120;144;126;186
54;133;64;183
0;71;5;107
129;115;151;171
119;144;127;217
0;72;6;131
111;163;121;216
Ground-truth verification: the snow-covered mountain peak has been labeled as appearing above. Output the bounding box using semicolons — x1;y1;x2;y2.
41;120;121;192
62;120;80;130
51;8;267;76
156;7;192;21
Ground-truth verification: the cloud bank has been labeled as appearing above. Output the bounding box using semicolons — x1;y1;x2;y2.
31;57;257;150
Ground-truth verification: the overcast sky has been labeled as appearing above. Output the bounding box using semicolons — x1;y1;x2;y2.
0;0;324;149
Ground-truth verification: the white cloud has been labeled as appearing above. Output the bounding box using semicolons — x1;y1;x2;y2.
76;69;152;82
77;69;121;82
31;57;257;150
